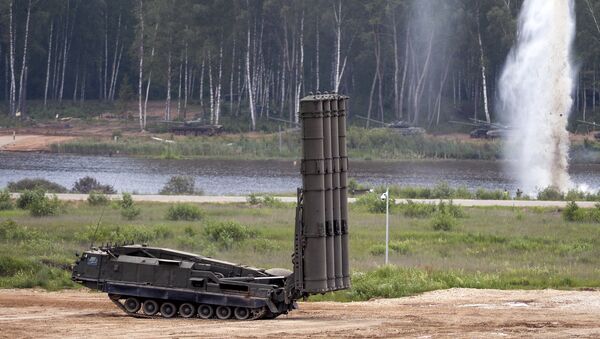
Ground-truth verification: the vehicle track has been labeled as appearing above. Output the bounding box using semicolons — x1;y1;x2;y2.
0;288;599;338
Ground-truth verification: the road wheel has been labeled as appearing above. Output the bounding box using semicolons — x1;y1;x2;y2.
233;307;250;320
142;300;159;316
198;304;214;319
124;297;141;313
179;303;196;318
160;302;177;318
215;306;232;320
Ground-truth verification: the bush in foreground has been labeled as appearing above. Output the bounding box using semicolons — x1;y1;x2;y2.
16;190;62;217
166;203;204;221
7;178;67;193
119;193;140;220
203;221;256;248
0;190;13;210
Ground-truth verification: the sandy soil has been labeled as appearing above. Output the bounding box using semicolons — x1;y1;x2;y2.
0;288;598;338
0;134;75;152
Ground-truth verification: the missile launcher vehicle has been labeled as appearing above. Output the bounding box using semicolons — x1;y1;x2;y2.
72;93;351;320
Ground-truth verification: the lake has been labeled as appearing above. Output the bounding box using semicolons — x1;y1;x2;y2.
1;152;599;195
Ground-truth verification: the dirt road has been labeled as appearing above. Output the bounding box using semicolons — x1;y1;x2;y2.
8;192;599;208
0;289;598;338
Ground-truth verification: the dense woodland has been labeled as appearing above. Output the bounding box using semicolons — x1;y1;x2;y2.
2;0;600;131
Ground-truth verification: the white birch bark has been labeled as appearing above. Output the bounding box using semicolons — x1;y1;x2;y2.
137;0;145;131
44;21;54;109
477;23;491;123
8;0;16;116
17;0;32;114
246;29;256;130
295;13;304;123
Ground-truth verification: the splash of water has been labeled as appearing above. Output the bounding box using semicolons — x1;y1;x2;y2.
499;0;576;193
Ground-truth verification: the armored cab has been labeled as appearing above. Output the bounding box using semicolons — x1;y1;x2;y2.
72;93;350;320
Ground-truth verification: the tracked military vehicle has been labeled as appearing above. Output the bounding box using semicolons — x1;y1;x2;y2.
72;93;351;320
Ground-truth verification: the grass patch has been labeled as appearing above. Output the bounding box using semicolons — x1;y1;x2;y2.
1;201;600;293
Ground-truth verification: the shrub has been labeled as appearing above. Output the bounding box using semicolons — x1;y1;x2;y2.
438;200;466;218
72;176;116;194
431;182;452;199
0;220;40;240
119;193;140;220
7;178;67;193
389;241;411;255
166;204;204;221
16;190;45;209
0;190;13;210
537;186;564;201
399;201;436;218
159;175;200;195
563;201;580;222
247;193;261;205
204;221;256;248
432;212;456;231
475;188;506;200
29;194;61;217
246;194;284;208
355;193;392;213
87;191;109;206
369;244;386;256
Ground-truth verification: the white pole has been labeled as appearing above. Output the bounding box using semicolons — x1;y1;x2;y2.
385;187;389;265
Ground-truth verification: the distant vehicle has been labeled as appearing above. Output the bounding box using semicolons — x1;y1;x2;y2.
450;118;510;139
356;116;426;135
576;120;600;140
159;119;223;136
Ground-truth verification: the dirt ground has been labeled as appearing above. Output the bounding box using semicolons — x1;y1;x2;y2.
0;289;598;338
0;134;75;151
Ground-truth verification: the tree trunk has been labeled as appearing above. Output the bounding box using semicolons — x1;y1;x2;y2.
144;23;159;128
44;21;54;109
477;14;491;123
8;0;16;116
138;0;145;131
165;47;172;121
246;29;256;130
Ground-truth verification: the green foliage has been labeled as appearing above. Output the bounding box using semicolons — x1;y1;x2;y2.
398;201;437;218
159;176;200;195
369;241;411;256
119;193;140;220
475;188;508;200
203;221;257;249
7;178;67;193
29;194;62;217
431;213;456;231
0;189;14;210
15;190;61;217
537;187;564;201
16;190;44;209
72;176;116;194
75;224;173;244
166;203;204;221
87;191;109;206
355;193;392;213
0;220;40;241
246;194;285;208
562;201;600;223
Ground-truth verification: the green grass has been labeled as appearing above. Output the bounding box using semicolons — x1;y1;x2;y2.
1;199;600;299
49;128;503;161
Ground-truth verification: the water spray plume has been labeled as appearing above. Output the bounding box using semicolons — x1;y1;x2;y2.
499;0;576;194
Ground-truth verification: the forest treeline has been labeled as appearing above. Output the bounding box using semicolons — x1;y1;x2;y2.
2;0;600;131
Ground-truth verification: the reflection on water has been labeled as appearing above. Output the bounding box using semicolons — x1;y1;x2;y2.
1;152;599;195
